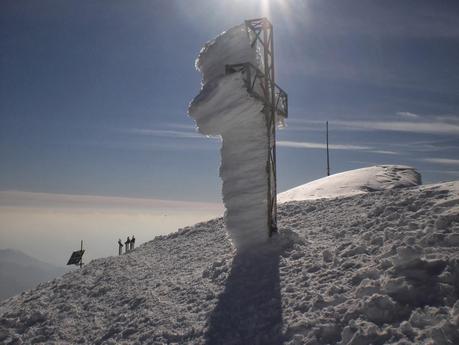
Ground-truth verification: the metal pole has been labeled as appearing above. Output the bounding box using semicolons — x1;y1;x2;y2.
269;21;277;236
326;121;330;176
261;19;277;236
262;21;270;236
243;18;286;238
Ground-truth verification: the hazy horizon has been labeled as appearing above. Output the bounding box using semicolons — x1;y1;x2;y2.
0;190;223;265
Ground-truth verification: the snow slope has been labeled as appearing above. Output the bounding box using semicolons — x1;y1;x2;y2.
279;165;421;203
189;24;276;249
1;179;458;344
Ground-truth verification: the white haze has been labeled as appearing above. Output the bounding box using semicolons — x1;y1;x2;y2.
0;191;223;266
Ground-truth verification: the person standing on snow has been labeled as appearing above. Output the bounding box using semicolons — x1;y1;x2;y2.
118;238;123;255
130;235;135;251
125;237;131;254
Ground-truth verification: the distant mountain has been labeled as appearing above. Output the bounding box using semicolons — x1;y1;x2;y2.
0;249;68;300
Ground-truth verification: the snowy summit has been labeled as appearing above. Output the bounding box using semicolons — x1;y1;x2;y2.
278;165;421;203
1;167;459;344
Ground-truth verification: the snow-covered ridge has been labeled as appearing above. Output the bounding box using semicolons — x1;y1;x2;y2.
1;180;458;344
279;165;421;203
188;24;272;249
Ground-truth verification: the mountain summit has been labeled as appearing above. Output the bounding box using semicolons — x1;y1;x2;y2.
1;168;458;344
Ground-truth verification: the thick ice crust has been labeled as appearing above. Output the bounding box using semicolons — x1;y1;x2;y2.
188;72;264;136
189;24;270;248
195;24;257;85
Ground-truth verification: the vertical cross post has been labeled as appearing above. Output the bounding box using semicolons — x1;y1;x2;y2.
80;240;83;268
245;18;278;237
226;18;287;239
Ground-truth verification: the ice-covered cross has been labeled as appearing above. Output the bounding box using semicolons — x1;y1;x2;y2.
188;18;287;251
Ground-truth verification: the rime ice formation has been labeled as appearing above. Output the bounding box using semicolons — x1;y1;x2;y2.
278;165;422;203
188;24;272;249
1;176;459;344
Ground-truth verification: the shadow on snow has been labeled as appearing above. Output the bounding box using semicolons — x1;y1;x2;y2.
205;245;283;345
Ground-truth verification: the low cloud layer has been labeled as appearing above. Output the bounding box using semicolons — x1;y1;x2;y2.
286;116;459;135
421;158;459;165
396;111;419;118
0;191;223;265
335;120;459;135
0;191;223;212
277;140;398;155
277;140;370;151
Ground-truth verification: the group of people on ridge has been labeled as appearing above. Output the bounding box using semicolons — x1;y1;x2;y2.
118;236;135;255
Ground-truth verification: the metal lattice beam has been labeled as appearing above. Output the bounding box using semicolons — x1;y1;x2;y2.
225;18;287;238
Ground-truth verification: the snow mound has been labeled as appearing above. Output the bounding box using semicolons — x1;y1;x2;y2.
279;165;421;203
188;24;274;250
1;180;459;344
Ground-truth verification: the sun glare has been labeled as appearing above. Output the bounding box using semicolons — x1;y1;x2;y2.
260;0;294;23
261;0;270;16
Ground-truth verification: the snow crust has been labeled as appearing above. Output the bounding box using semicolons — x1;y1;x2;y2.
279;165;422;203
2;180;459;344
188;24;271;249
195;24;258;85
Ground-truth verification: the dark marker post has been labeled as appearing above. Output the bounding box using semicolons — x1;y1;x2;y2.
80;240;83;268
66;240;85;268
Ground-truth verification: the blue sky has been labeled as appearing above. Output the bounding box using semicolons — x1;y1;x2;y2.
1;0;459;204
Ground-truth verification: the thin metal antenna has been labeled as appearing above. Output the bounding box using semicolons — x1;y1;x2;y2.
326;121;330;176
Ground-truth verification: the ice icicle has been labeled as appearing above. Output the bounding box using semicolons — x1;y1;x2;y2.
188;24;270;250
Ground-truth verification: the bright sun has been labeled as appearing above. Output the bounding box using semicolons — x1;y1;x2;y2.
260;0;291;19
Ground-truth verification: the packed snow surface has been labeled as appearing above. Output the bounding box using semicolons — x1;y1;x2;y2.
279;165;422;203
2;179;459;344
189;24;272;249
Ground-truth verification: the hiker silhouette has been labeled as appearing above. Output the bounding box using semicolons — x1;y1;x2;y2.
125;237;131;254
130;235;135;251
117;239;123;255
